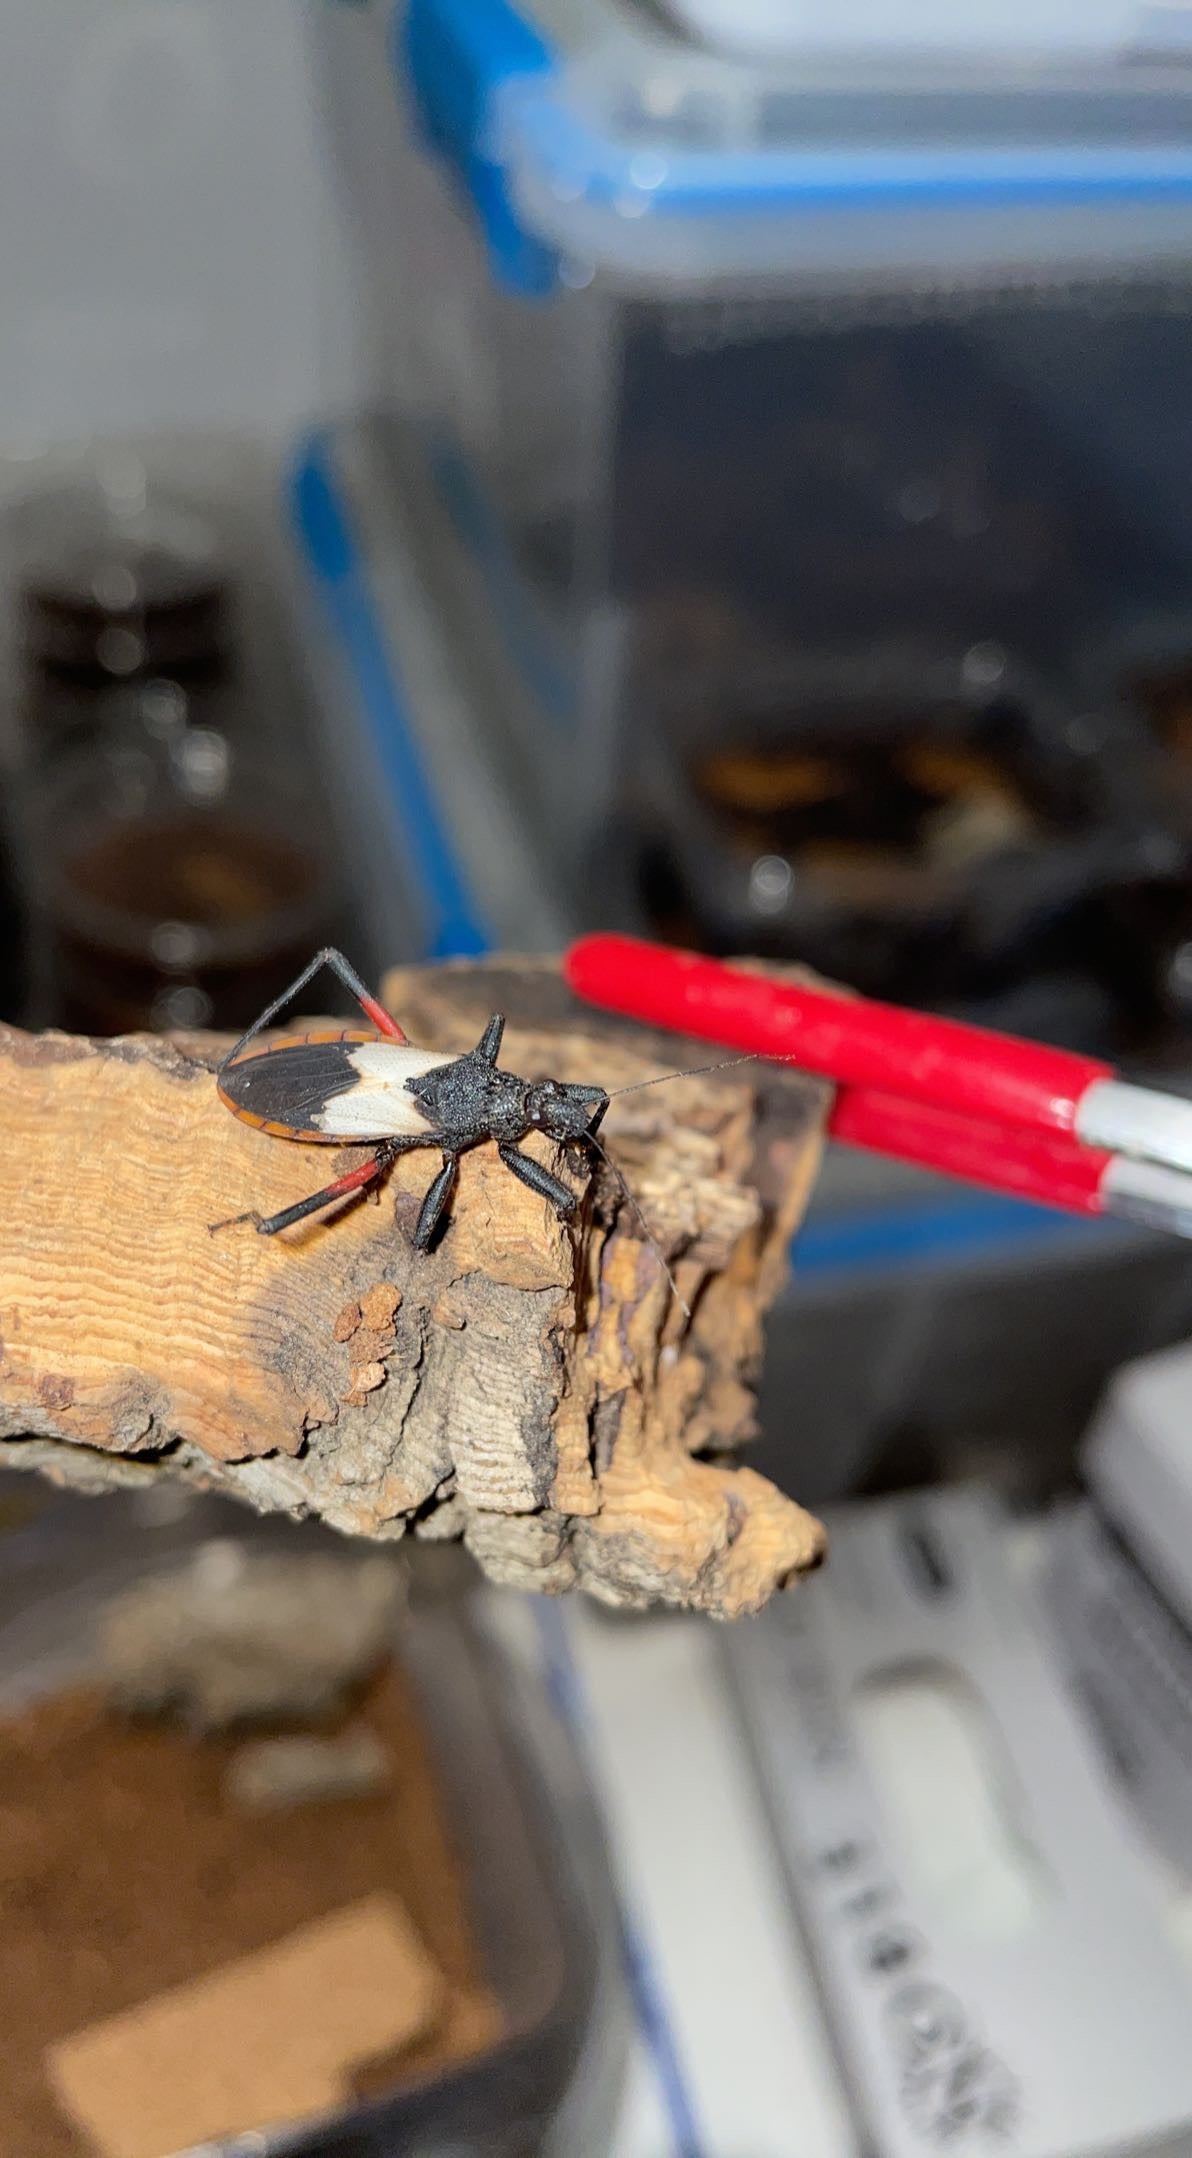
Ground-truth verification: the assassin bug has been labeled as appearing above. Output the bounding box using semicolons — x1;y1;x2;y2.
211;948;612;1249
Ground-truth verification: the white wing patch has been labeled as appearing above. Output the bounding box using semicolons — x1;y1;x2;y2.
313;1041;446;1139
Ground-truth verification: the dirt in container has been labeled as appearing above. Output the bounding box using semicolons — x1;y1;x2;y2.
0;1660;501;2158
45;813;334;1035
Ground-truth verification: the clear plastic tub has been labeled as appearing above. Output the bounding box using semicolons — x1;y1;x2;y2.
318;0;1192;886
0;1486;626;2157
659;0;1192;61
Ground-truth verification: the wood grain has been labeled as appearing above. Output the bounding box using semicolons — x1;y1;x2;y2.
0;958;829;1615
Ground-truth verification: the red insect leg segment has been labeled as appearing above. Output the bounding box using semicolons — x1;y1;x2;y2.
243;1152;392;1237
308;1156;387;1201
216;949;410;1084
359;993;407;1043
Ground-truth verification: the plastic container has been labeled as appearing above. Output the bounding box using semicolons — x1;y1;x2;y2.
0;1486;625;2157
30;730;341;1033
658;0;1192;61
751;1157;1192;1508
6;477;233;757
318;0;1192;893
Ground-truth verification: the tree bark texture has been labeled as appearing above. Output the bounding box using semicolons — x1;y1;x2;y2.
0;958;828;1615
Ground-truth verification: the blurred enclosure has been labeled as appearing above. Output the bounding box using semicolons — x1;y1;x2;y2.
7;10;1192;2152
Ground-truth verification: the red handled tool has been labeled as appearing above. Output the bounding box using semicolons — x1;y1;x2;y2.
564;934;1192;1238
827;1087;1192;1235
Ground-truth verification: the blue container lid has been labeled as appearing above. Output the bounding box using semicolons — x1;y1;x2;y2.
399;0;1192;291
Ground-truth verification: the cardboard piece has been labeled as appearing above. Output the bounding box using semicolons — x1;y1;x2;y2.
45;1893;444;2158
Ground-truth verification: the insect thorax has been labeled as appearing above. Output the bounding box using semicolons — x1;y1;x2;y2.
408;1055;530;1141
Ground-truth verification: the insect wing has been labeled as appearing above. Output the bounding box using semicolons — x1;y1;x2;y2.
320;1040;447;1138
218;1034;445;1143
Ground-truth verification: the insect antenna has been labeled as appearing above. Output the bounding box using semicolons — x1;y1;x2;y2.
607;1052;765;1099
586;1131;692;1322
597;1050;805;1313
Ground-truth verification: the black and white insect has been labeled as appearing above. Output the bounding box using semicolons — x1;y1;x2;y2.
212;947;613;1249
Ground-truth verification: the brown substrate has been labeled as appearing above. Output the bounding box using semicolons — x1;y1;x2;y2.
0;1662;498;2158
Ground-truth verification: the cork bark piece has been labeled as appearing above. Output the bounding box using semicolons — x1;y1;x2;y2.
45;1895;444;2158
0;958;828;1616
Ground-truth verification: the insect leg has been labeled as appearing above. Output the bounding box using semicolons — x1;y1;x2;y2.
474;1014;505;1065
412;1154;459;1250
208;1145;398;1237
562;1136;598;1180
217;949;407;1075
498;1143;580;1220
